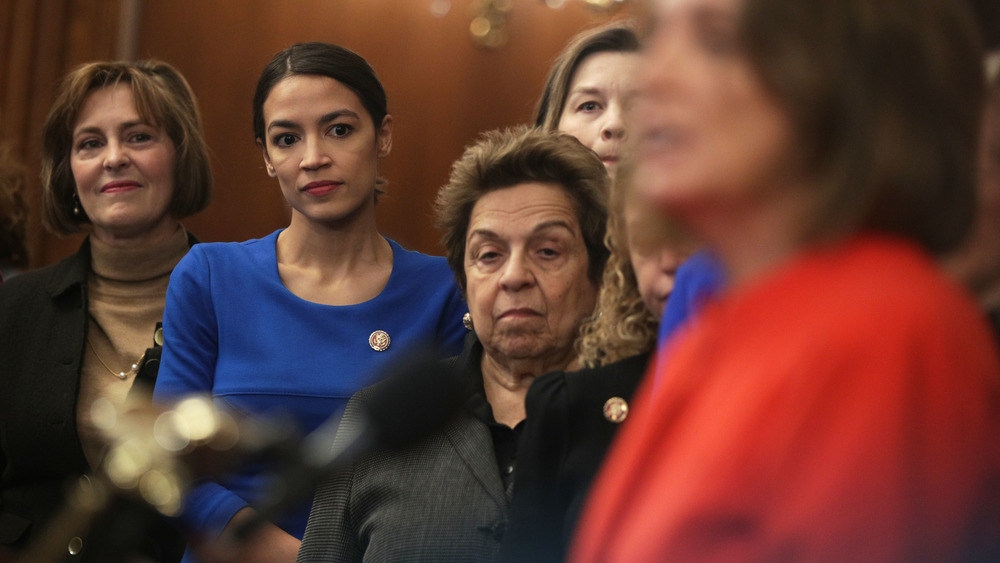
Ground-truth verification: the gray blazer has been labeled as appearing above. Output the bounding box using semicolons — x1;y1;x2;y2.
297;337;508;562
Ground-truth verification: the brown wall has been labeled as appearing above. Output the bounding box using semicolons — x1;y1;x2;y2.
1;0;123;267
3;0;629;267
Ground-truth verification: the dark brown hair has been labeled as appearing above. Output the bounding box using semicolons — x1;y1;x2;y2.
436;126;610;292
737;0;984;254
41;60;212;235
252;42;390;198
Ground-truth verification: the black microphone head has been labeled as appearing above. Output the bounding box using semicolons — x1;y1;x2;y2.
362;353;466;450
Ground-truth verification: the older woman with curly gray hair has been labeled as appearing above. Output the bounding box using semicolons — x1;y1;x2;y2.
298;125;608;562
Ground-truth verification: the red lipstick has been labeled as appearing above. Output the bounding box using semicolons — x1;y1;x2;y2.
101;180;141;193
302;180;342;196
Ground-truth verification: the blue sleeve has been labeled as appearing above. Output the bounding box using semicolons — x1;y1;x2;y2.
153;246;249;535
658;250;726;345
155;246;219;399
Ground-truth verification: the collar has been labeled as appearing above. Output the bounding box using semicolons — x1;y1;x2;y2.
44;231;201;299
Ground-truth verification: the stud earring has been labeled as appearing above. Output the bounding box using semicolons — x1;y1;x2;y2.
462;312;473;331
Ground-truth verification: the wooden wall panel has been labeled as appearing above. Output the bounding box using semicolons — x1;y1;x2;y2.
3;0;996;267
1;0;122;267
135;0;627;255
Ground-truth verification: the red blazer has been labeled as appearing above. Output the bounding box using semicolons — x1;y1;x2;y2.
572;235;1000;562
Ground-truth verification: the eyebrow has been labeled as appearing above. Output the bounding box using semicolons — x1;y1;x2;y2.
73;120;149;138
567;86;604;98
266;109;361;133
467;219;577;242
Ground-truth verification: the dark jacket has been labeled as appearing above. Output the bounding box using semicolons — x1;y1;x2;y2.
0;235;194;562
297;333;509;562
499;352;650;563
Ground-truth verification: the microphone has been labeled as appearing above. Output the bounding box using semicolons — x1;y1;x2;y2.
233;353;467;539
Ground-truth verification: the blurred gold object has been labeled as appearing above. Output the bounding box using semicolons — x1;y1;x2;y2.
468;0;512;48
580;0;626;10
22;389;294;561
467;0;629;48
19;475;111;563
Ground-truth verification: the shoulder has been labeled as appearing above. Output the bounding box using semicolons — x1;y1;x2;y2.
696;236;996;379
526;353;649;423
186;231;278;260
0;263;61;297
0;248;87;304
174;231;280;276
564;354;650;397
525;370;570;415
387;239;453;279
793;237;980;337
353;352;464;410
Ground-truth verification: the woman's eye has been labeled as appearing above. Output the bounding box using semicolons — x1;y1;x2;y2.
77;139;102;151
538;247;560;259
273;133;297;147
577;101;601;113
330;124;353;137
128;132;153;143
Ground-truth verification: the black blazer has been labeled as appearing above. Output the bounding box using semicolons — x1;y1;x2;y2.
499;352;650;563
298;334;509;562
0;235;193;562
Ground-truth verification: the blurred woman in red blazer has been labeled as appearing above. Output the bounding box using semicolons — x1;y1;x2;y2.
571;0;1000;561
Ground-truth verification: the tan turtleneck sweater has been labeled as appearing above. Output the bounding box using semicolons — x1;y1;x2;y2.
78;226;190;470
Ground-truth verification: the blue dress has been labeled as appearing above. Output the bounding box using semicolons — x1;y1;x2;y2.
657;249;726;346
153;230;467;549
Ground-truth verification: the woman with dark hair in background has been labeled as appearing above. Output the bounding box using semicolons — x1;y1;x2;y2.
573;0;1000;560
0;59;212;562
153;42;467;562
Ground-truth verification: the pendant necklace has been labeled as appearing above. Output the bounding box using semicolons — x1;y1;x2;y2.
87;337;143;380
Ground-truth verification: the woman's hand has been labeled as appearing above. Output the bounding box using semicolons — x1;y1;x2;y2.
192;507;300;563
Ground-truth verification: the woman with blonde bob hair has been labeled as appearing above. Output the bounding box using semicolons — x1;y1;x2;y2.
573;0;1000;560
0;59;211;562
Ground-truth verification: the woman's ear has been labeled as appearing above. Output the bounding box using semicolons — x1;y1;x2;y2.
257;138;276;177
377;115;393;158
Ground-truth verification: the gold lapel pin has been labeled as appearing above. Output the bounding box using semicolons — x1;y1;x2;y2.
603;397;629;423
369;330;391;352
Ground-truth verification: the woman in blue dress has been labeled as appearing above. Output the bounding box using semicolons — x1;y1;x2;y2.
154;42;467;562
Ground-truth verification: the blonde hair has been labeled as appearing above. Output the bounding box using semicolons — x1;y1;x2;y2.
576;156;694;368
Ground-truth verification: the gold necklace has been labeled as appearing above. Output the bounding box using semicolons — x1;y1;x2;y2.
87;337;144;380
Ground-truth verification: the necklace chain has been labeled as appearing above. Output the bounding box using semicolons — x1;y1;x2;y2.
86;337;143;380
